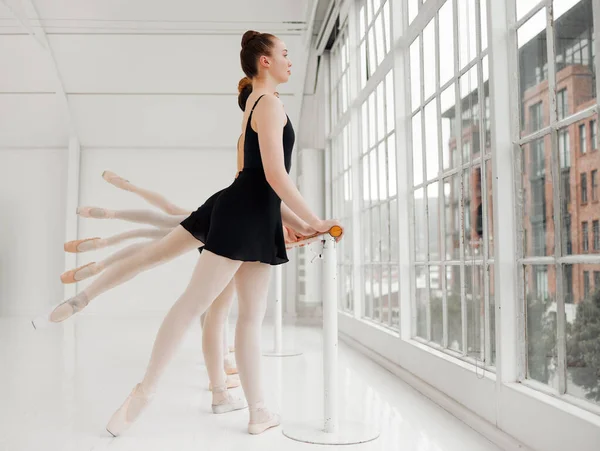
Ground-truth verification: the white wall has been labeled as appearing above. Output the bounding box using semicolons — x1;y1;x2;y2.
0;149;68;316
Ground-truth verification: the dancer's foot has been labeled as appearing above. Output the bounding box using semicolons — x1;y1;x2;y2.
60;262;103;284
64;237;106;253
76;206;115;219
31;292;90;329
209;374;240;391
224;354;238;376
106;383;153;437
211;386;247;414
102;170;132;191
248;402;280;435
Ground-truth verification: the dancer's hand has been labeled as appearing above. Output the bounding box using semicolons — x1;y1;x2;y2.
313;219;344;242
283;226;301;244
296;222;317;236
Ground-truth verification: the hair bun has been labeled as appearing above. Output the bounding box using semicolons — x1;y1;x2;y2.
241;30;260;47
238;77;252;93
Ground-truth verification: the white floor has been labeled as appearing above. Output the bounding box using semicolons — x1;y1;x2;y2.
0;316;502;451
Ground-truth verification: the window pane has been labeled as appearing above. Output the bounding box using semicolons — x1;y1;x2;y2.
439;0;454;86
377;81;386;141
378;141;387;200
372;205;381;262
416;265;428;339
566;262;600;407
412;112;424;186
364;265;373;317
425;99;440;181
460;65;479;162
428;182;441;260
517;0;542;20
360;41;368;88
362;156;370;208
465;166;483;259
486;159;494;258
482;56;491;153
410;36;421;110
414;187;426;262
391;265;400;328
390;198;399;262
381;202;390;261
423;18;436;100
383;1;391;53
447;265;463;351
489;264;496;365
480;0;488;51
441;84;458;170
372;265;381;321
385;71;395;133
408;0;418;24
361;101;369;153
370;149;378;202
458;0;477;68
368;28;377;77
375;12;385;65
554;0;595;120
466;264;485;359
388;134;397;197
369;92;377;148
521;140;554;257
430;265;443;345
444;175;461;260
359;5;366;38
381;265;390;324
525;264;558;388
362;195;371;261
518;9;549;132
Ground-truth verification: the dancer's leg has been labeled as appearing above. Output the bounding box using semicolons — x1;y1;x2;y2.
102;170;190;216
61;241;153;283
106;251;242;436
77;207;186;229
38;226;201;324
234;262;280;434
65;228;168;253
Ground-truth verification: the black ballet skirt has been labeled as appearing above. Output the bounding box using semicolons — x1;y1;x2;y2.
180;94;295;265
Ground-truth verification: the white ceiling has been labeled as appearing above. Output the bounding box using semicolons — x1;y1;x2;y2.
0;0;316;148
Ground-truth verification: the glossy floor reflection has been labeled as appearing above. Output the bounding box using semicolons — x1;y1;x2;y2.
0;317;501;451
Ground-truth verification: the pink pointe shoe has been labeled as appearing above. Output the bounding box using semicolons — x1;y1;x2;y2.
60;262;98;284
64;237;102;253
76;206;115;219
211;386;247;415
31;292;90;329
208;374;240;391
102;170;132;191
248;403;281;435
106;383;153;437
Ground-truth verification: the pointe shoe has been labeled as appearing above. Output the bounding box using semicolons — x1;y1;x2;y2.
224;359;238;376
106;383;153;437
60;262;98;284
31;292;90;329
248;405;281;435
64;237;102;253
76;206;115;219
211;388;247;415
102;170;132;191
209;375;240;391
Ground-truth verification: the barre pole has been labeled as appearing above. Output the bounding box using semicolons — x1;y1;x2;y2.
283;231;379;445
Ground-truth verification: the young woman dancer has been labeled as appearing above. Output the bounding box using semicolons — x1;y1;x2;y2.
39;30;342;435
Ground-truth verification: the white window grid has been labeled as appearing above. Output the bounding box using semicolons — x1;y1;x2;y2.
359;70;399;328
358;0;392;89
407;0;495;368
332;125;355;313
511;0;600;407
330;26;351;125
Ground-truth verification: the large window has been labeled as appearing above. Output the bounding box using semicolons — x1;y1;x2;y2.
408;0;494;366
515;0;600;409
358;0;392;88
359;71;398;327
330;26;351;123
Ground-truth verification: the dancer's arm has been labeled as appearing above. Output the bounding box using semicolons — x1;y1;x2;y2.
255;95;338;233
280;203;315;235
235;135;244;179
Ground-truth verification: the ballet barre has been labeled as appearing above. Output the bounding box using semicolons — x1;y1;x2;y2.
282;228;379;445
264;226;343;358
